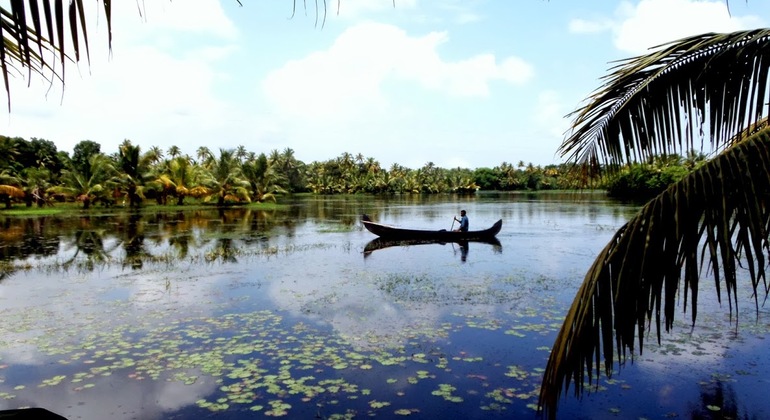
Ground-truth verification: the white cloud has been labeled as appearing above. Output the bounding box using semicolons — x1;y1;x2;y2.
6;43;236;152
571;0;764;55
614;0;760;54
112;0;239;41
2;0;241;155
262;22;534;121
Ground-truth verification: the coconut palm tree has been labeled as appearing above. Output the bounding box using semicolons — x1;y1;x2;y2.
145;146;165;166
20;166;51;207
200;148;250;206
0;170;24;209
114;140;152;207
167;145;181;159
278;147;305;193
538;29;770;418
164;155;201;205
242;153;286;203
304;162;332;194
49;153;116;209
235;145;248;162
196;146;214;167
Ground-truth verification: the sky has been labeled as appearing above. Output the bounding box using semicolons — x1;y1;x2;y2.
1;0;768;170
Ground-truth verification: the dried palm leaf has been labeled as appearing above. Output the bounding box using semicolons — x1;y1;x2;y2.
188;186;209;199
0;184;24;198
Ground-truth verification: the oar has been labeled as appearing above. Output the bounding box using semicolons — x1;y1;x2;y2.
450;218;456;231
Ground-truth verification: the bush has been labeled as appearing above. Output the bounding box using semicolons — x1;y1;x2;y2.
607;164;689;200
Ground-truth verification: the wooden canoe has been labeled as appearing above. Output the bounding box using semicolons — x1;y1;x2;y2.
361;214;502;241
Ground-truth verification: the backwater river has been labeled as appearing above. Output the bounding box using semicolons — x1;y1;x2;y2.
0;192;768;419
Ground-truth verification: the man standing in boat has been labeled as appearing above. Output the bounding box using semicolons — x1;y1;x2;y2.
454;210;469;232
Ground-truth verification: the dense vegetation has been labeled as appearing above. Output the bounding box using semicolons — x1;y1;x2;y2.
0;135;709;209
0;135;611;209
604;152;708;201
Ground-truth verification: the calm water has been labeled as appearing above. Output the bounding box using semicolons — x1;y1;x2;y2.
0;192;768;419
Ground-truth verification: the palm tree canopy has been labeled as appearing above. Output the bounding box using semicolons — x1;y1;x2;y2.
540;28;770;419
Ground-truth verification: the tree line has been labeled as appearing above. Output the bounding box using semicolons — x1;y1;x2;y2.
0;135;611;209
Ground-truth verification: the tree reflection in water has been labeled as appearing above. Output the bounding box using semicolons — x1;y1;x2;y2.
0;207;289;275
0;217;61;280
121;213;147;270
61;216;117;272
0;195;767;419
166;211;193;260
690;380;740;420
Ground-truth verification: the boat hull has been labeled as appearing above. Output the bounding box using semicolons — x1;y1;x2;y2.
361;214;502;241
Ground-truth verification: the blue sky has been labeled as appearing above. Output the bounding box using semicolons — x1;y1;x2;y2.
3;0;768;169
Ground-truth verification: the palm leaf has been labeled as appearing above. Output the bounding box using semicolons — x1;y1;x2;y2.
0;1;112;110
0;184;24;198
188;186;209;199
541;28;770;418
558;29;770;172
539;87;770;420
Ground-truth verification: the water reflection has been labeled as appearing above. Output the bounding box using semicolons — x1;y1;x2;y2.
691;380;739;419
363;237;502;261
0;217;62;280
64;224;116;271
0;192;634;274
0;207;293;273
458;240;468;262
122;213;147;269
1;194;764;419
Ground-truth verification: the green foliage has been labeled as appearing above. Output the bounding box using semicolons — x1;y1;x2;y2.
0;136;20;172
605;155;698;201
114;140;151;208
243;153;286;203
473;168;500;190
49;153;117;209
0;136;65;179
72;141;102;182
2;134;605;209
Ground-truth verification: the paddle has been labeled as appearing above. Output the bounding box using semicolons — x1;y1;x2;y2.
450;218;458;253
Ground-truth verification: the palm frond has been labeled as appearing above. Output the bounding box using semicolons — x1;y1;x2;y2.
0;184;25;198
559;29;770;172
188;186;209;199
539;127;770;418
0;1;113;110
